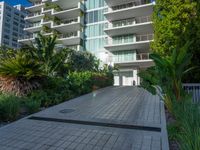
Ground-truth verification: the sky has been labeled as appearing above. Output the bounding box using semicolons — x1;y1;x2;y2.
0;0;31;6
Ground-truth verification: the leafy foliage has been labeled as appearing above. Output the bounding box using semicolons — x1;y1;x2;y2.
172;100;200;150
152;0;197;55
24;98;41;114
0;49;43;96
32;34;66;76
0;34;114;122
139;43;194;112
66;50;100;72
0;49;43;79
68;71;113;95
152;0;200;82
0;94;20;121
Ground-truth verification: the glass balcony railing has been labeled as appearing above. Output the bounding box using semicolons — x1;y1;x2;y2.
112;1;153;11
32;1;43;6
58;32;78;39
136;53;150;60
136;34;153;42
53;18;78;26
27;12;42;17
106;34;153;45
104;0;154;13
19;35;35;40
113;53;150;63
25;23;41;28
105;16;152;29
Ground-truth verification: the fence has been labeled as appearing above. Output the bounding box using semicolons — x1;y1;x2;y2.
183;83;200;103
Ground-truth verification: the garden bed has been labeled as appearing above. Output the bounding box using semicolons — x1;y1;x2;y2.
165;109;180;150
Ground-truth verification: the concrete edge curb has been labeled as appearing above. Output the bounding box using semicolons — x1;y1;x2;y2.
160;100;170;150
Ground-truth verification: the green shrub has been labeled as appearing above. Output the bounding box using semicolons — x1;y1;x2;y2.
171;100;200;150
67;71;93;95
167;123;180;140
67;71;113;96
42;77;70;93
0;94;20;121
25;99;41;114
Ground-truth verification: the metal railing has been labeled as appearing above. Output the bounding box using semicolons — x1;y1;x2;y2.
183;83;200;103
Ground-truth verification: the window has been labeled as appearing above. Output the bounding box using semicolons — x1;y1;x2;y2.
113;34;135;44
85;0;105;10
85;38;105;51
13;21;19;26
85;23;105;38
4;34;10;40
6;6;11;11
85;9;105;24
3;40;9;45
113;50;136;63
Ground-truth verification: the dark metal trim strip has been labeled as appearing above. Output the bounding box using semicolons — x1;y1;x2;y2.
29;116;161;132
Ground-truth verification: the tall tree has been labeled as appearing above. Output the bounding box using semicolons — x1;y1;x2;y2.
151;0;200;82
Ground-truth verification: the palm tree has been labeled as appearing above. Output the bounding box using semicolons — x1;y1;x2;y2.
25;33;69;77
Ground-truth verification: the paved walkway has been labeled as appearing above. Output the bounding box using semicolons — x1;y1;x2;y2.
0;86;169;150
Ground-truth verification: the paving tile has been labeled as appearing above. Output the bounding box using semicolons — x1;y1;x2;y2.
0;87;165;150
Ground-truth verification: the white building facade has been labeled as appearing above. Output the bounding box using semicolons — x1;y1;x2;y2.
20;0;155;86
0;2;28;49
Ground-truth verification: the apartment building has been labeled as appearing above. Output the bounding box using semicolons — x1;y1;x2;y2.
0;2;28;49
20;0;155;86
19;0;84;51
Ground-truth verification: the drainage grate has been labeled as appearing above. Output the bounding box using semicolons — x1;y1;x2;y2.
28;116;161;132
59;109;75;114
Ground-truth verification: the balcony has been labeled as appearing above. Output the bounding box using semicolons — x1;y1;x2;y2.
24;23;42;32
25;12;44;22
57;31;83;45
52;3;84;19
104;1;154;21
29;0;41;3
51;0;81;10
26;1;44;12
114;53;154;68
105;0;137;6
41;18;53;27
105;34;153;51
52;17;83;33
105;16;153;36
18;34;36;45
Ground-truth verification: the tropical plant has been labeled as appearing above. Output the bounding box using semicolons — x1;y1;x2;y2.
42;25;52;34
138;43;194;112
32;34;67;76
66;50;100;72
0;49;44;96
